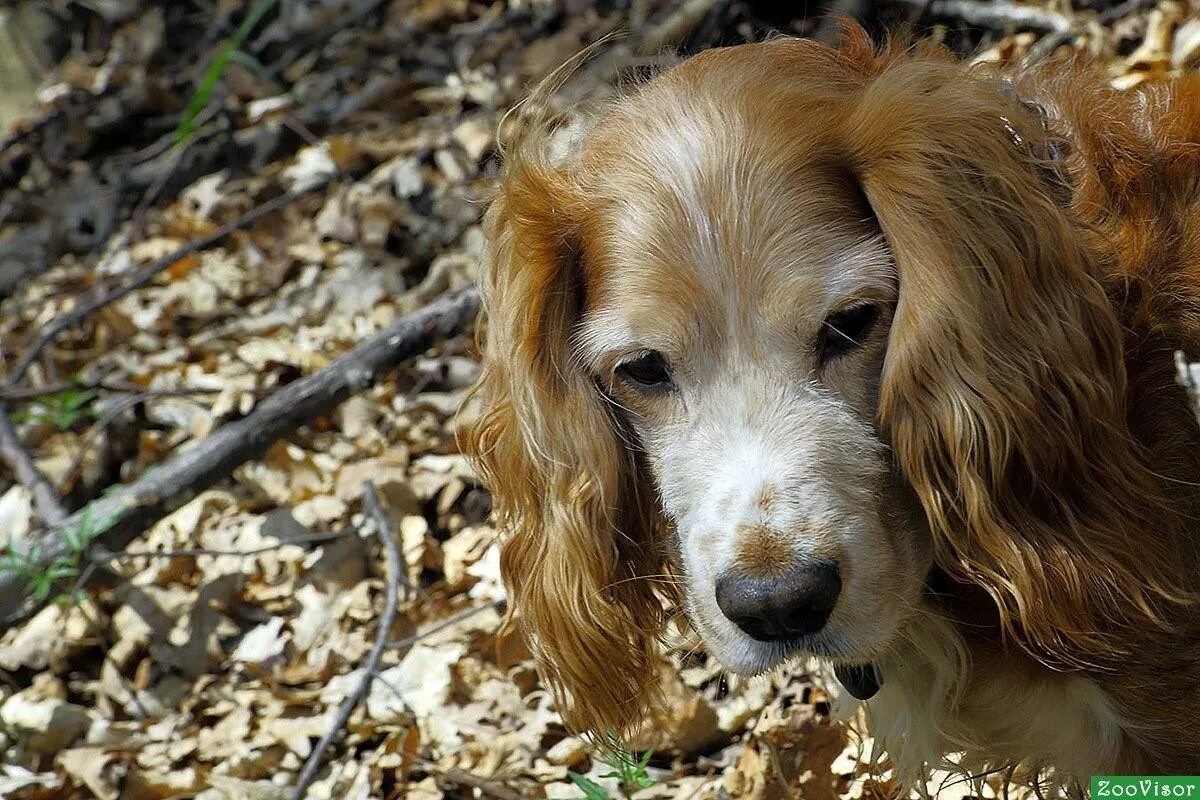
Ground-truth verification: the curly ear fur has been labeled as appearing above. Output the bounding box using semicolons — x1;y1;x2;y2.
467;132;670;734
843;53;1193;666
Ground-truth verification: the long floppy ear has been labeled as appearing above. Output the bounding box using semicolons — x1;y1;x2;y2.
467;137;669;734
843;58;1192;666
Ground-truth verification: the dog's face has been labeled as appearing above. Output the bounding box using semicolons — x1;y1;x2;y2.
572;121;932;676
472;33;1181;735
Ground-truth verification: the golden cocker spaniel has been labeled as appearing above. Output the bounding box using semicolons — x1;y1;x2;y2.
469;25;1200;779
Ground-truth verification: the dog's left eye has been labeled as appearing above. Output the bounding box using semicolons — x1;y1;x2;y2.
616;351;673;390
818;303;880;362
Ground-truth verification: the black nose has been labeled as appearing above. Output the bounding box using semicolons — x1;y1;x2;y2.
715;561;841;641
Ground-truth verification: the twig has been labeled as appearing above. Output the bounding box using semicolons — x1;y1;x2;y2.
1098;0;1156;24
1022;30;1073;64
0;287;480;629
387;598;505;650
0;381;222;402
267;0;390;73
57;393;210;493
290;480;401;800
91;530;345;562
363;479;413;599
894;0;1074;33
4;180;331;389
761;738;796;800
57;394;146;493
0;407;67;526
556;0;724;105
635;0;722;55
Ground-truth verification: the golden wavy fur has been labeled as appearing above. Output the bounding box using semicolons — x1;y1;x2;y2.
468;25;1200;777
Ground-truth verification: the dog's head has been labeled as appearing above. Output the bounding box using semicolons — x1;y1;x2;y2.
469;29;1186;734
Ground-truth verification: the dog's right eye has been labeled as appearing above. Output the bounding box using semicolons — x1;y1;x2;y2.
616;351;673;390
817;303;880;363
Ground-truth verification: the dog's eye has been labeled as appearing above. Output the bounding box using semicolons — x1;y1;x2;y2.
616;351;673;390
818;303;880;361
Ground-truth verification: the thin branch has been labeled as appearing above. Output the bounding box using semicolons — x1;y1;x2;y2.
555;0;725;106
0;406;67;526
290;480;401;800
894;0;1074;33
4;180;331;389
1098;0;1156;24
57;393;209;493
362;479;413;599
91;530;345;562
266;0;390;73
387;598;505;651
0;381;223;402
1022;30;1073;64
0;287;480;628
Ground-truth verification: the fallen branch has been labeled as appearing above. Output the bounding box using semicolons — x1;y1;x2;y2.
0;287;480;628
57;393;209;493
1022;29;1073;64
893;0;1074;33
92;531;345;562
0;410;67;527
290;479;402;800
1099;0;1157;24
388;598;505;650
362;479;414;600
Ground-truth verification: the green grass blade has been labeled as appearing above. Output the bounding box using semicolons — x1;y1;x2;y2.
174;0;281;144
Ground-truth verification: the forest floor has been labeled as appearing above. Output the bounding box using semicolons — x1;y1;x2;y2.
0;1;1197;798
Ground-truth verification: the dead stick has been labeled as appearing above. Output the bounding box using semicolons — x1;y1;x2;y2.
554;0;722;106
362;480;414;598
0;287;479;627
290;479;401;800
387;599;505;650
893;0;1074;33
57;393;207;492
0;410;67;526
92;530;345;561
1099;0;1156;24
0;381;222;402
4;180;330;389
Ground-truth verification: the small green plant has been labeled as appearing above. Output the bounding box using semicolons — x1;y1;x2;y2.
13;388;98;431
567;736;657;800
173;0;281;144
0;501;125;603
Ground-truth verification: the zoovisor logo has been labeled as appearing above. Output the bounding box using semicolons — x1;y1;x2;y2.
1093;778;1200;798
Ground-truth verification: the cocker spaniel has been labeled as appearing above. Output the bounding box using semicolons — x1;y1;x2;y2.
469;25;1200;780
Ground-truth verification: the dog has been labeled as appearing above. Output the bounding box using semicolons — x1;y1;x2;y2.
468;24;1200;780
